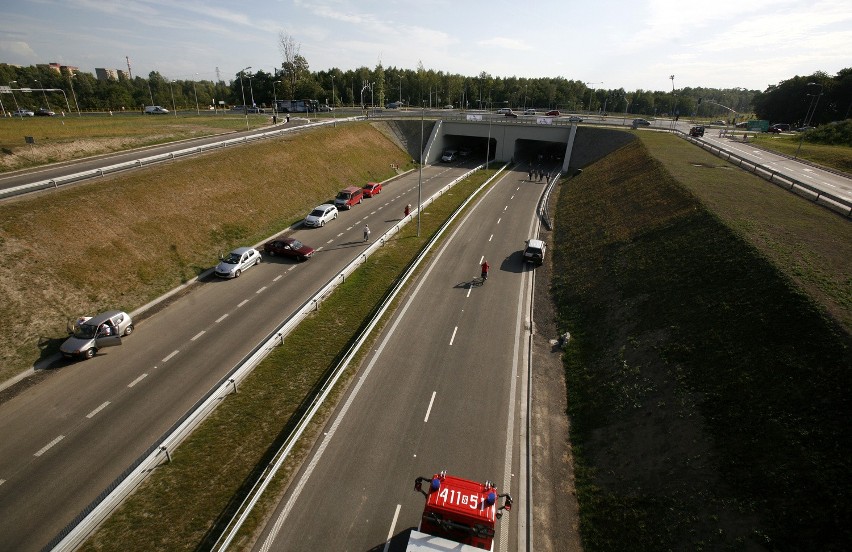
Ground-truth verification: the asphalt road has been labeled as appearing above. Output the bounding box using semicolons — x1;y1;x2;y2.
252;166;541;551
0;160;480;552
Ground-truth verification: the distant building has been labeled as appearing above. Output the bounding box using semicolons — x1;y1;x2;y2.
117;69;130;81
95;68;118;81
49;62;79;75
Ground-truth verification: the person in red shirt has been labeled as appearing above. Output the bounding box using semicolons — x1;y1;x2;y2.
481;259;490;280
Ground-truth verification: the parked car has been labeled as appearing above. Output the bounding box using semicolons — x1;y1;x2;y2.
689;126;705;137
304;204;338;227
443;104;454;109
363;182;382;197
12;108;34;117
441;149;458;162
60;310;133;360
215;247;261;278
545;110;561;117
711;120;726;125
247;106;265;113
524;109;537;115
263;237;314;261
523;239;547;265
567;115;583;123
334;186;364;210
632;118;651;127
35;107;55;116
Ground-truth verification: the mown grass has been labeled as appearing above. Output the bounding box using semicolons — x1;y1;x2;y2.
0;122;415;384
0;113;274;172
78;169;491;552
552;134;851;550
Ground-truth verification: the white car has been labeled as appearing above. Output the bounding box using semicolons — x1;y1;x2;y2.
215;247;261;278
496;107;513;114
568;116;583;123
13;108;34;117
304;203;338;227
524;109;536;115
60;310;133;360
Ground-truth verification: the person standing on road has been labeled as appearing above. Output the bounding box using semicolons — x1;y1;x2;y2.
404;203;411;217
481;259;490;281
364;225;371;242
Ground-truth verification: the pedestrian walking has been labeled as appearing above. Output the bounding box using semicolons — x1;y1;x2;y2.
481;259;490;281
363;225;371;242
528;168;533;181
404;203;411;217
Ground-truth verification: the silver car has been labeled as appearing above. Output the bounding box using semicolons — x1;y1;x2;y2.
60;310;132;360
215;247;262;278
303;204;338;228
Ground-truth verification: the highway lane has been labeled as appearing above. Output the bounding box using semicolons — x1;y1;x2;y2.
253;167;540;551
0;160;479;552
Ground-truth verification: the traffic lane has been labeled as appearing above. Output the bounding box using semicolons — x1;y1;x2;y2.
0;164;471;551
256;169;539;551
698;134;852;201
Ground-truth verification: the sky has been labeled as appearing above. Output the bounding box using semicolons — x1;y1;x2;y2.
1;0;850;92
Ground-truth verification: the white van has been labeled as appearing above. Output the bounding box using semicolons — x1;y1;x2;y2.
144;105;169;114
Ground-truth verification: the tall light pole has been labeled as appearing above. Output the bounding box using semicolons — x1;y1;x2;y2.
273;80;280;116
585;82;601;114
193;73;200;115
68;74;81;116
9;81;22;117
34;79;51;110
246;72;256;107
147;77;155;106
168;79;177;117
417;100;424;237
669;75;678;130
796;82;824;158
804;82;823;127
239;66;251;130
398;75;402;103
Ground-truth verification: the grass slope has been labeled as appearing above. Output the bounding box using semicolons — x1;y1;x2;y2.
0;123;414;383
552;137;851;550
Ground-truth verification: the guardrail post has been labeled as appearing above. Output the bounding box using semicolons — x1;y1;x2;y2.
160;445;171;464
229;378;237;394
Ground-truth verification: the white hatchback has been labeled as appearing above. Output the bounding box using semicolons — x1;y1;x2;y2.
304;204;339;227
215;247;261;278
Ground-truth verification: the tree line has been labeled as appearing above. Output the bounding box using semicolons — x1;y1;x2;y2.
1;53;848;126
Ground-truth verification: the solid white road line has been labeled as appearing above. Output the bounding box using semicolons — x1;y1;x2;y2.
424;391;437;423
383;504;402;552
34;435;64;457
86;401;110;419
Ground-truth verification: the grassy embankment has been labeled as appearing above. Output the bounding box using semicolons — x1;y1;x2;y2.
552;131;850;550
79;166;492;551
0;113;274;172
0;123;414;384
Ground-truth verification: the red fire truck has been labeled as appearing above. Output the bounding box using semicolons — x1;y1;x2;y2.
408;470;513;551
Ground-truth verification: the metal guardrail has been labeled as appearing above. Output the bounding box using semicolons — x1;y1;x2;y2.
680;132;852;218
48;162;504;551
0;118;360;201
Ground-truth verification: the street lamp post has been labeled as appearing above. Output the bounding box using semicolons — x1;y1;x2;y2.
804;82;824;127
34;79;51;110
168;79;177;117
669;75;678;130
247;73;256;108
68;74;81;116
273;80;280;117
9;81;22;117
147;78;155;106
585;82;601;114
239;66;251;131
193;74;200;115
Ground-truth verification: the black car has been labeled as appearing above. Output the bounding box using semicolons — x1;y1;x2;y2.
35;107;55;116
689;126;705;137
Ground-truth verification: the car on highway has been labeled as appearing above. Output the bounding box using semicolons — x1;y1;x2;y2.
144;105;169;114
263;237;315;261
545;110;561;117
567;115;583;123
524;109;536;115
443;104;454;109
12;108;34;117
247;106;265;113
523;239;547;265
362;182;382;197
504;110;518;118
768;123;790;133
35;107;55;116
304;204;338;227
60;310;133;360
689;126;705;137
496;107;513;114
711;120;726;125
215;247;261;278
632;118;651;127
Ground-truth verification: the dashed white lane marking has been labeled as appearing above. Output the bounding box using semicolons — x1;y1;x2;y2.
449;326;458;346
326;239;334;244
216;314;228;323
86;401;110;419
383;504;402;552
347;226;354;231
162;350;179;362
238;299;249;308
34;435;64;457
128;373;148;387
0;479;5;487
287;266;296;271
489;234;494;242
316;247;324;252
337;233;344;237
424;391;437;423
504;205;508;211
497;217;502;224
191;330;205;341
256;286;267;294
273;275;283;282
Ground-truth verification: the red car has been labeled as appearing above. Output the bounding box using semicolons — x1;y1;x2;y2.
363;182;382;197
545;110;561;116
263;237;315;261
